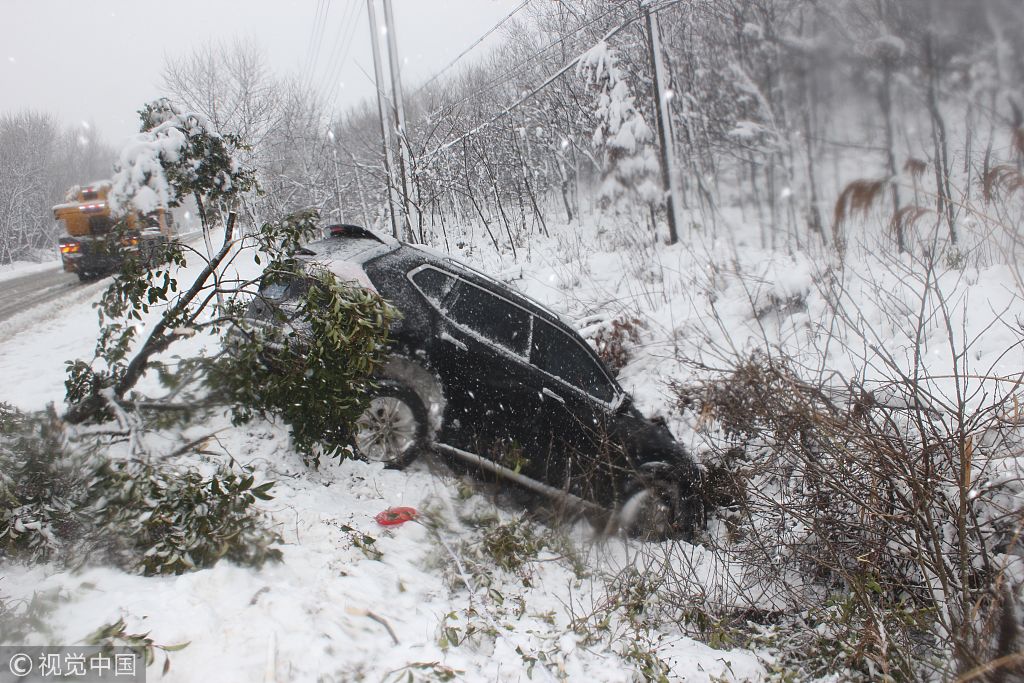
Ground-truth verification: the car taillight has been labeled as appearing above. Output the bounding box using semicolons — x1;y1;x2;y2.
59;241;80;254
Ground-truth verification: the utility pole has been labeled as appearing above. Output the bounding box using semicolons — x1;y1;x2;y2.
644;2;682;244
367;0;400;238
382;0;417;242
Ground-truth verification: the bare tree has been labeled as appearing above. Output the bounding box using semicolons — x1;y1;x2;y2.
0;111;114;264
161;38;279;158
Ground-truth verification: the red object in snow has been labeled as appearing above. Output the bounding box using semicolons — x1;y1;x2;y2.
375;507;418;526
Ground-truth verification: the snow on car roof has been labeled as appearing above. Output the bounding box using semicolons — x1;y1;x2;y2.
302;233;398;266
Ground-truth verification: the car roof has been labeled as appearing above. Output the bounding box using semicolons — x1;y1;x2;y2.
403;245;572;326
303;225;571;328
302;230;399;266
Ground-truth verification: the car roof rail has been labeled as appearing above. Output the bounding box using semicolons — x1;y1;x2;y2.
325;223;385;243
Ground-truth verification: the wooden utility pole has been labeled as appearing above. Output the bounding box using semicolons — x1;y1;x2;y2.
382;0;417;242
644;3;681;244
367;0;400;238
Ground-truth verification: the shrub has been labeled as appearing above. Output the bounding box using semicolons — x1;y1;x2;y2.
0;404;90;563
213;259;397;466
91;460;281;575
86;617;188;675
0;588;62;644
481;517;545;576
0;403;280;575
675;351;1024;678
590;316;644;374
65;102;394;468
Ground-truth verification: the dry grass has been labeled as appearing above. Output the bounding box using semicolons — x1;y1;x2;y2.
832;178;888;250
983;165;1024;203
889;205;930;241
904;158;928;180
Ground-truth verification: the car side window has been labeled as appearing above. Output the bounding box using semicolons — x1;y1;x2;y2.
530;319;617;403
259;271;309;301
445;280;530;355
410;266;455;304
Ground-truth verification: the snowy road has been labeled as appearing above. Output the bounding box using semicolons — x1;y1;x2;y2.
0;231;206;328
0;266;81;324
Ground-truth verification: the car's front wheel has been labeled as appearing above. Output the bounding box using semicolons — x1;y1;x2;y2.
353;383;427;469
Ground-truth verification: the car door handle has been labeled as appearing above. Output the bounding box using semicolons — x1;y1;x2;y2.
542;387;565;403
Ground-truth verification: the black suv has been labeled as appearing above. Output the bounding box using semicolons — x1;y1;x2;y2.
254;225;703;539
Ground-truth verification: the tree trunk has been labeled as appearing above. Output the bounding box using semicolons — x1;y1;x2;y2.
925;34;957;245
881;63;905;253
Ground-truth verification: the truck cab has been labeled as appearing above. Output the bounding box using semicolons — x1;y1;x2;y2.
54;181;174;280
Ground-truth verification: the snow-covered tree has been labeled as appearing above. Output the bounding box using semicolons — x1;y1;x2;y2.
110;99;254;222
578;41;661;208
67;99;394;468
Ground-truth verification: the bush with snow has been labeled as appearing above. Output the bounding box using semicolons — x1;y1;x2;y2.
669;251;1024;678
109;99;254;217
0;403;280;575
91;458;281;576
212;254;397;466
0;404;89;564
69;101;396;469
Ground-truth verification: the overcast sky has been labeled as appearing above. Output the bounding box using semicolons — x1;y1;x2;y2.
1;0;522;146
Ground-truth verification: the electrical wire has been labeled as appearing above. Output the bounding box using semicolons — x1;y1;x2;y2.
301;0;327;88
316;1;356;101
420;1;627;121
421;0;686;164
413;0;531;96
322;0;366;109
320;0;359;84
308;0;334;91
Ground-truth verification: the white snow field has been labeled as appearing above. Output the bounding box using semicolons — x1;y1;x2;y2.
3;202;1024;681
0;224;771;682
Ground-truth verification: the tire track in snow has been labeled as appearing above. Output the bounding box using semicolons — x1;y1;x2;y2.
0;269;110;346
0;233;207;343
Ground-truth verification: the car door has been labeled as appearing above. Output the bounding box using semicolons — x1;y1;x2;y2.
525;316;624;500
409;265;541;469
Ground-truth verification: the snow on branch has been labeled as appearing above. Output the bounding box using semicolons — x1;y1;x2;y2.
109;99;253;216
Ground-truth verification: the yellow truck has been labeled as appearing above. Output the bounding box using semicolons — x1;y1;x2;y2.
54;181;175;281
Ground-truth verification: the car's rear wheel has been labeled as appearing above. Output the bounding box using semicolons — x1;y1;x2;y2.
353;383;427;469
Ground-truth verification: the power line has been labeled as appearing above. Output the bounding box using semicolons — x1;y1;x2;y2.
422;0;685;165
308;0;335;90
302;0;327;86
323;0;366;109
422;1;625;122
413;0;531;96
318;0;359;99
302;0;332;94
323;0;359;76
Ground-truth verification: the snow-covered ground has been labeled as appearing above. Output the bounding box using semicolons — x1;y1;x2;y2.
1;436;761;682
0;224;769;682
2;206;1022;680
